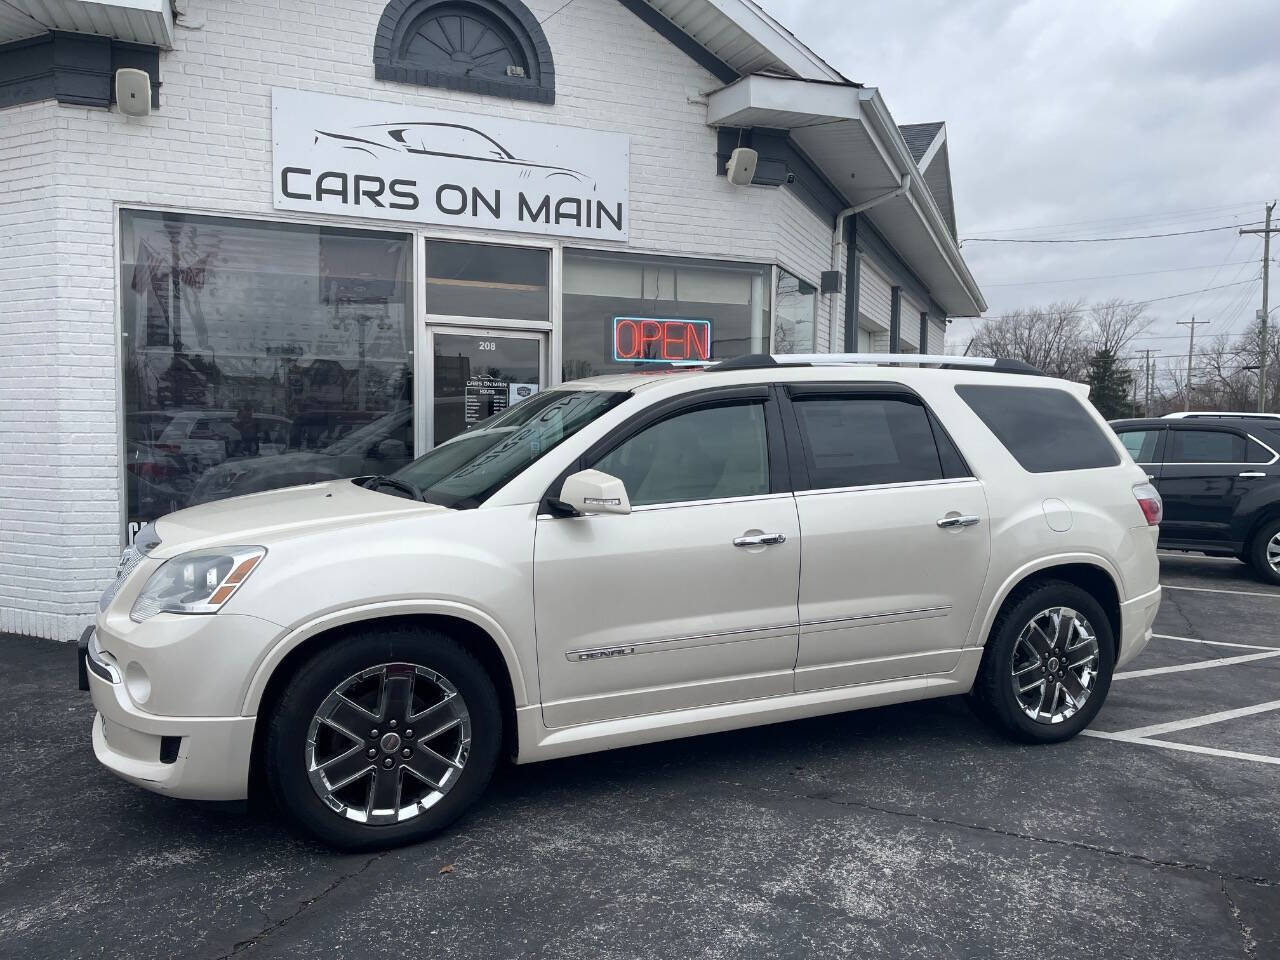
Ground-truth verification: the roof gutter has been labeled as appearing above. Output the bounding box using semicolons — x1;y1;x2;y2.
857;88;986;315
831;174;912;275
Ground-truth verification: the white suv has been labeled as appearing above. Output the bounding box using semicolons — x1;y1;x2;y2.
83;354;1163;849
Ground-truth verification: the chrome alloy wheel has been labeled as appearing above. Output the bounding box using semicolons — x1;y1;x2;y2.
305;663;471;824
1010;607;1101;724
1268;532;1280;574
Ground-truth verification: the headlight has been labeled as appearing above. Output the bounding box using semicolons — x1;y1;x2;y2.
130;546;266;622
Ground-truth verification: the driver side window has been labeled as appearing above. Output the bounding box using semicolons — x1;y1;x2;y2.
592;402;770;506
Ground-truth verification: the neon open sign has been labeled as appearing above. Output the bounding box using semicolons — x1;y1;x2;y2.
613;317;712;365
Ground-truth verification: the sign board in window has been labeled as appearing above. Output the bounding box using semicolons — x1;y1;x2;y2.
273;89;630;240
613;317;712;365
464;377;511;425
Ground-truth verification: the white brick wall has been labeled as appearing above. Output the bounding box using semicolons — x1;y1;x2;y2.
1;0;842;640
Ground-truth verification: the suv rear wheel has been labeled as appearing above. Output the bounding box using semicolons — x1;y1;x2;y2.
970;580;1115;743
1246;517;1280;586
264;627;501;850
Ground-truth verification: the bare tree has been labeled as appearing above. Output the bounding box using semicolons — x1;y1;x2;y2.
1088;299;1152;356
969;299;1088;380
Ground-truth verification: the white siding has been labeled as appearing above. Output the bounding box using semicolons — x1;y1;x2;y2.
857;256;892;337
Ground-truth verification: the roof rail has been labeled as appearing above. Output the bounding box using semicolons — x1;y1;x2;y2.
705;353;1045;375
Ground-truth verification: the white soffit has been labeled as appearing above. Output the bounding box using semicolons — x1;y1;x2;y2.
641;0;845;81
0;0;174;47
706;74;986;315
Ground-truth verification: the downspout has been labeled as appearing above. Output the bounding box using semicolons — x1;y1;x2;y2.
829;174;912;345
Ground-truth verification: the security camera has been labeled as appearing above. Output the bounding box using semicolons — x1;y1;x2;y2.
725;147;758;186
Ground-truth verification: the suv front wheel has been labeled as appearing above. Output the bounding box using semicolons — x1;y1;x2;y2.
264;627;501;850
970;580;1116;743
1246;517;1280;586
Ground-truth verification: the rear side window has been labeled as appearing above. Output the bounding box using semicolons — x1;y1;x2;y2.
791;395;945;489
1167;429;1245;463
956;385;1120;473
1117;429;1161;463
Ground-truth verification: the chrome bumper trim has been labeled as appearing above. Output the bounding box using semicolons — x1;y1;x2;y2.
86;631;122;685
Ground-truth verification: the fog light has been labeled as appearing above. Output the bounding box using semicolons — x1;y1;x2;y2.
124;661;151;704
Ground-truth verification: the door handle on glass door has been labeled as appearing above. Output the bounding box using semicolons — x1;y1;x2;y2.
733;533;787;547
936;515;981;528
1239;472;1267;478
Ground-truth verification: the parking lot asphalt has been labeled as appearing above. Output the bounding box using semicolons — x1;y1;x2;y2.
2;555;1278;960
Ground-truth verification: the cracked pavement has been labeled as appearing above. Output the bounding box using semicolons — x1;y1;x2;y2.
1;554;1277;959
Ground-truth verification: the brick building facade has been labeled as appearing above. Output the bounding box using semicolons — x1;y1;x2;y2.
0;0;984;641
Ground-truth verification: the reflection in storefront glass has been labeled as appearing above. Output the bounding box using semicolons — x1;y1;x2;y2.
774;269;818;354
561;250;770;380
119;211;414;533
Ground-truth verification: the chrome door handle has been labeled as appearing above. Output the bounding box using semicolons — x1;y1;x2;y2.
1239;472;1267;478
937;515;981;528
733;533;787;547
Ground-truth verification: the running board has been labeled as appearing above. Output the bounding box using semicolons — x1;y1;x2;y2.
514;655;981;764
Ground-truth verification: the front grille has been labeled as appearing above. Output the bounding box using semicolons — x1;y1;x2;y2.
99;546;143;612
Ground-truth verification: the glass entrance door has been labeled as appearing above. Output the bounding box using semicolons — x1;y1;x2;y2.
428;326;547;446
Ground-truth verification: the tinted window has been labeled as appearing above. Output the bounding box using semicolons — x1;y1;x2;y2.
1118;429;1161;463
592;403;770;506
956;385;1120;473
1248;439;1274;464
1168;429;1245;463
792;396;944;489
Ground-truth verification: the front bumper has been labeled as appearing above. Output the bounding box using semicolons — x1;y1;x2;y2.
87;634;255;801
1117;584;1161;669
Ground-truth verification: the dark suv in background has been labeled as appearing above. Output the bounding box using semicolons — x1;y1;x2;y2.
1110;413;1280;584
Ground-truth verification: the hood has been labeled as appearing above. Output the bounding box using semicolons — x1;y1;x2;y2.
153;479;447;556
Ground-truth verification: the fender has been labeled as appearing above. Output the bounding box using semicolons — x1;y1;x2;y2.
240;599;530;715
969;551;1125;649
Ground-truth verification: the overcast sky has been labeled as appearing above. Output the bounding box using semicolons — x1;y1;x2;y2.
758;0;1280;368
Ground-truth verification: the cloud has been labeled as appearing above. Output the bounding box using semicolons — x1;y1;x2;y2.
758;0;1279;363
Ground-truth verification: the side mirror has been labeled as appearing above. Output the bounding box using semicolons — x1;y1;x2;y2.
557;469;631;516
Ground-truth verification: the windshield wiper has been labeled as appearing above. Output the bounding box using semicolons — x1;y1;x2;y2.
363;475;424;501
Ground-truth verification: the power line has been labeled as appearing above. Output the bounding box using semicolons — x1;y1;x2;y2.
981;259;1264;287
981;278;1257;321
963;221;1263;244
966;200;1266;237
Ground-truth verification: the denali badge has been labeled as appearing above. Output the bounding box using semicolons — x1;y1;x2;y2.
569;646;636;662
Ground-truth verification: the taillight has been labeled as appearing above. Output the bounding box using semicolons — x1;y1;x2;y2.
1133;481;1162;525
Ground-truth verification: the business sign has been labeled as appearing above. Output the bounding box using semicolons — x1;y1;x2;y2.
613;317;712;365
272;89;630;240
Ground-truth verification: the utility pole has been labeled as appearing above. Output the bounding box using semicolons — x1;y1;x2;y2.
1177;316;1208;411
1241;201;1276;412
1135;348;1160;415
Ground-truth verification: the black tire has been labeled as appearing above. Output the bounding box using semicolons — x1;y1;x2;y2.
969;579;1116;744
1246;518;1280;586
265;626;501;851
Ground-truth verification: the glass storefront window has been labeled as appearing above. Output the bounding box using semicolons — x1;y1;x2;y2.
119;210;414;531
425;241;549;322
774;268;817;354
561;250;770;380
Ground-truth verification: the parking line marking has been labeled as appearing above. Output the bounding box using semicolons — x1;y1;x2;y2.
1115;649;1280;680
1106;699;1280;739
1161;583;1280;600
1082;730;1280;766
1153;633;1280;651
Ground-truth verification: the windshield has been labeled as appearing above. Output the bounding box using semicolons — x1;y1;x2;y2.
376;389;629;509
